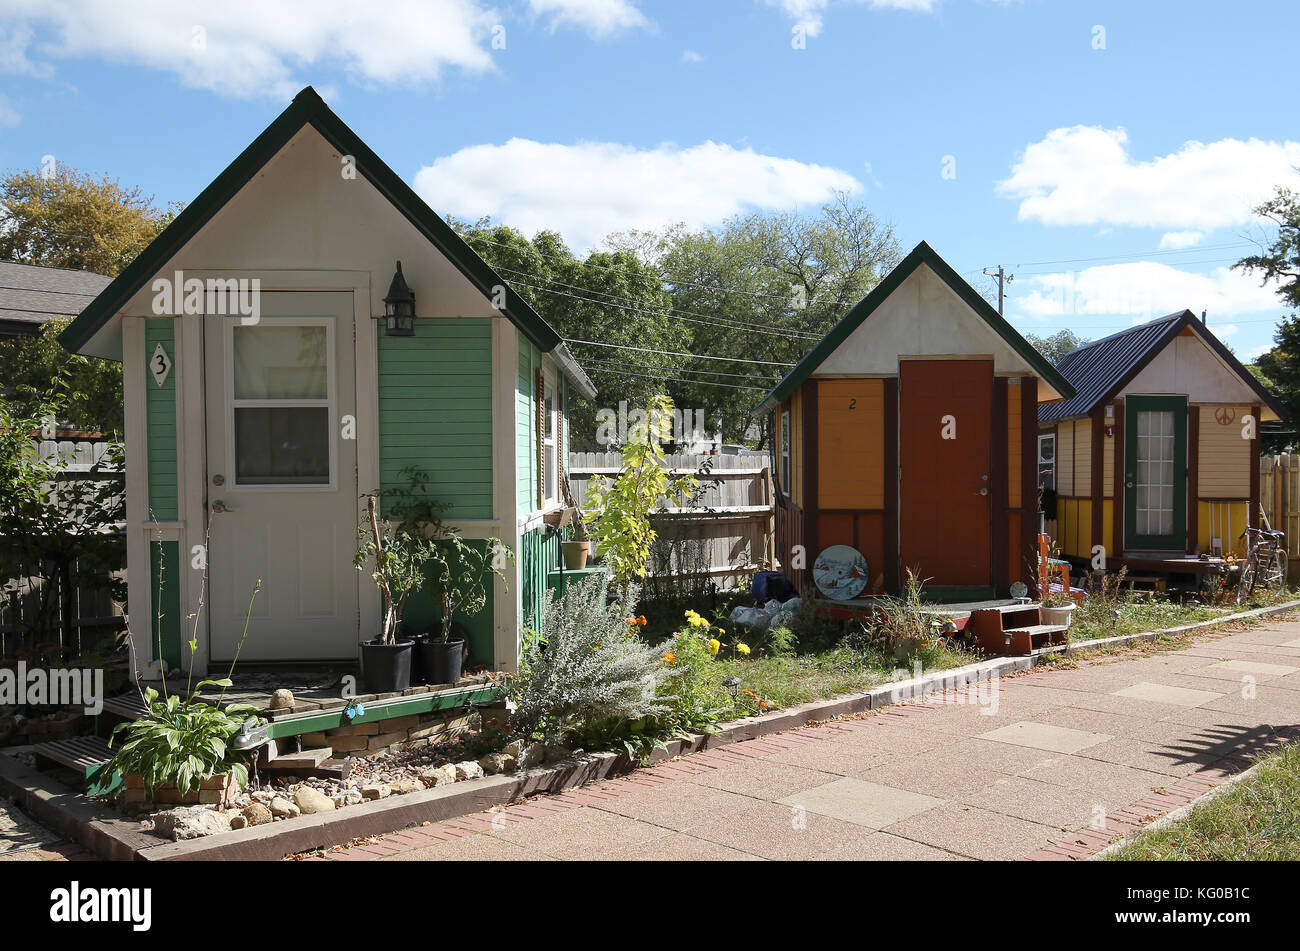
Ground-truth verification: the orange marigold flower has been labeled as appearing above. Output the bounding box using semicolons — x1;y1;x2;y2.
662;652;676;664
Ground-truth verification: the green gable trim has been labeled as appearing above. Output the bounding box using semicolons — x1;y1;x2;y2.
751;241;1075;417
59;85;593;400
144;320;178;520
378;318;492;520
149;539;183;669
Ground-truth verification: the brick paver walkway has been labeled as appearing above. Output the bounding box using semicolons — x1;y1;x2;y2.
306;617;1300;861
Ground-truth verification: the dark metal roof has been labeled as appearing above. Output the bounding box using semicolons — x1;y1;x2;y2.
1039;309;1288;424
0;261;111;336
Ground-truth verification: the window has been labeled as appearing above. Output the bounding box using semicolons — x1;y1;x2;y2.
231;322;331;486
1037;433;1055;490
544;380;557;503
780;409;792;495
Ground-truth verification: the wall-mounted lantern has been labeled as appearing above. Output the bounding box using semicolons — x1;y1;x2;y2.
383;261;416;337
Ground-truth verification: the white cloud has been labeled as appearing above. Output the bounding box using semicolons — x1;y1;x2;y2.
0;0;502;98
681;49;704;63
1012;261;1283;324
0;25;52;77
0;93;19;125
414;138;862;249
525;0;649;36
998;126;1300;231
767;0;933;38
1159;231;1205;250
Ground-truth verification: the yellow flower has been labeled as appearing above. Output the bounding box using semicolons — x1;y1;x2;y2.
707;638;720;655
737;642;750;656
662;652;676;664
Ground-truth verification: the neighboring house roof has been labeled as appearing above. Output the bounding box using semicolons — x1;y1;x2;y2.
0;261;111;337
751;241;1075;417
1038;309;1286;424
58;86;595;399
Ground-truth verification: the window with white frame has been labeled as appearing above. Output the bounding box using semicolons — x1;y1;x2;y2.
780;409;791;495
1037;433;1056;489
544;380;558;503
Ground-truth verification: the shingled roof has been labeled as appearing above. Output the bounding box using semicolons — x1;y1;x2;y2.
0;261;111;337
1039;310;1287;423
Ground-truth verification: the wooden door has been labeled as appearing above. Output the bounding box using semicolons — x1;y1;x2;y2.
899;360;993;586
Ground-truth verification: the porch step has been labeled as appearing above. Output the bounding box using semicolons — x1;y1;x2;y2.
269;747;333;769
32;735;120;796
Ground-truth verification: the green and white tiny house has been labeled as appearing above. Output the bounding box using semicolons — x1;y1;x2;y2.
60;87;594;676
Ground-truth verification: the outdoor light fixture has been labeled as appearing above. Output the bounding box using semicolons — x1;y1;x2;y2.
383;261;416;336
723;676;742;698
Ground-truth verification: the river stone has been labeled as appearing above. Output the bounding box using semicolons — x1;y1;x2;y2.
453;761;484;781
294;787;335;814
153;806;232;841
269;796;300;819
242;802;273;826
268;688;294;710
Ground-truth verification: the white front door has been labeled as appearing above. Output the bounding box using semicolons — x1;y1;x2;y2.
204;291;359;661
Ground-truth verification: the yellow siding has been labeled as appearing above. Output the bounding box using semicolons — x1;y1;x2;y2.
1102;499;1113;558
1074;419;1092;498
1008;382;1021;509
1198;405;1251;498
818;379;885;510
1056;497;1093;559
1057;422;1074;496
1199;501;1250;556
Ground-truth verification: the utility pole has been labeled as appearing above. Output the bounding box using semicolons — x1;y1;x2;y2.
983;265;1014;315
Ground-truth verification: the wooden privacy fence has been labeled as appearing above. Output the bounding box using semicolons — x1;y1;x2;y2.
567;451;775;589
1260;454;1300;559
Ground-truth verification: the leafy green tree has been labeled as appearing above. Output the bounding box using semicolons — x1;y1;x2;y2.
1024;329;1090;365
0;316;123;435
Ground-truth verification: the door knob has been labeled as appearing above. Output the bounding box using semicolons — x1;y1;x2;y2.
212;474;225;486
977;487;988;496
212;499;233;513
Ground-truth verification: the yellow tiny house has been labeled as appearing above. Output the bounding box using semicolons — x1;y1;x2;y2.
757;242;1074;599
1039;311;1285;571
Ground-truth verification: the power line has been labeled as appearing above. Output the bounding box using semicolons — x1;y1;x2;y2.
584;358;780;383
593;365;771;392
998;240;1258;271
565;337;795;367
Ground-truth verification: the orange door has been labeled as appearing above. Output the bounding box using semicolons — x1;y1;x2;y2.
899;360;993;586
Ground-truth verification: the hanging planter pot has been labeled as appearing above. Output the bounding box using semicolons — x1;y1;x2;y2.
360;638;414;693
561;540;591;570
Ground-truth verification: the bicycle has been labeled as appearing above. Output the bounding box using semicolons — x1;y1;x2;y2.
1236;525;1288;606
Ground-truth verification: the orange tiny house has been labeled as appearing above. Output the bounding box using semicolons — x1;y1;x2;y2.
1038;311;1286;571
754;242;1074;599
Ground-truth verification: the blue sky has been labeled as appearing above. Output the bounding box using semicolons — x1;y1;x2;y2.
2;0;1297;359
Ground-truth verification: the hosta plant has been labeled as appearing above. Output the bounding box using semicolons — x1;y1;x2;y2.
109;684;262;796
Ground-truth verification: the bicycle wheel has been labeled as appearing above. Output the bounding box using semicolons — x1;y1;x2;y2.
1237;556;1258;606
1268;548;1289;592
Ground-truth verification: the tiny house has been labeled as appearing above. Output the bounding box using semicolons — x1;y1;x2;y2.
59;87;594;676
754;242;1074;599
1038;310;1285;568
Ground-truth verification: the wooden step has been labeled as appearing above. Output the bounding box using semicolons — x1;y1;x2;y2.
32;735;122;796
1004;624;1070;637
268;747;333;769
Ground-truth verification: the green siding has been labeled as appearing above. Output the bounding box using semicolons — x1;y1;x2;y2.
149;540;183;668
520;526;560;635
379;319;493;519
144;320;178;520
400;539;496;668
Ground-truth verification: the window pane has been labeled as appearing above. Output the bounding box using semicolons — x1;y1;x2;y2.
235;407;329;484
234;325;327;399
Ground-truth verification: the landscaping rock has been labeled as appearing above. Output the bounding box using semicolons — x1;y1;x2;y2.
453;760;484;781
389;777;424;795
242;802;273;827
478;752;516;775
543;744;573;763
504;740;545;769
293;787;335;814
153;806;232;841
229;814;248;830
360;783;391;800
269;797;300;819
419;764;457;786
269;688;295;710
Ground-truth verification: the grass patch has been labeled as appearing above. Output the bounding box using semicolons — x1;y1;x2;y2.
1105;739;1300;861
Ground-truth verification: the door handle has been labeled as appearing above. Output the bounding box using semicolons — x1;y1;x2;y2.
976;487;988;496
212;499;233;513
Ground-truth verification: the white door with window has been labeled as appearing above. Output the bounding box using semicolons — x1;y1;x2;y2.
204;291;359;661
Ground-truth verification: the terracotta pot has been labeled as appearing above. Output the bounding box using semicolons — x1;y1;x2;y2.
1039;603;1077;628
561;540;591;570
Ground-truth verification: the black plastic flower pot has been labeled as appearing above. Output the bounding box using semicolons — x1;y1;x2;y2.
417;638;465;687
360;638;413;694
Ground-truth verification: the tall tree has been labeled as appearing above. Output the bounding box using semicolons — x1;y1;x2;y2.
1024;329;1090;365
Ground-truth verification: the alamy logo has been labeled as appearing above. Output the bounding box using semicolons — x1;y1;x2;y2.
50;882;151;931
0;663;104;715
150;270;261;324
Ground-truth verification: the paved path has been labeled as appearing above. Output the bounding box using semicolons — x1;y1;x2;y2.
303;618;1300;862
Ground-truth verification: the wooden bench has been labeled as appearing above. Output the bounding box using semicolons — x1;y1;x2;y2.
32;735;121;796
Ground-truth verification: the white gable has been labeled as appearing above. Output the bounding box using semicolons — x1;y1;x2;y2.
1121;326;1277;420
815;263;1063;399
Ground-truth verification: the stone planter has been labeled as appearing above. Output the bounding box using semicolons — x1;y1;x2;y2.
123;771;237;808
1040;603;1077;628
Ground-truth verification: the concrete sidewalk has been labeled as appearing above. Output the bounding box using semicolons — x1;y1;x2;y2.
308;618;1300;861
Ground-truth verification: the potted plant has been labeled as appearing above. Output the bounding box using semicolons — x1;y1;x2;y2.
560;517;591;570
416;533;512;686
1038;588;1077;628
355;495;439;692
